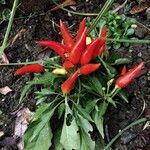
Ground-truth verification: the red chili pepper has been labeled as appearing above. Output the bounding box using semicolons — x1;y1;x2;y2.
15;64;44;75
93;25;107;58
80;38;100;65
69;28;87;65
121;65;127;76
76;18;86;41
63;61;74;71
60;20;74;50
61;70;79;94
36;40;67;59
79;63;101;75
98;45;105;56
100;25;107;38
116;62;144;88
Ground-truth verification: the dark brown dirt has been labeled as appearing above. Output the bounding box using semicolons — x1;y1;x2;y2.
0;0;150;150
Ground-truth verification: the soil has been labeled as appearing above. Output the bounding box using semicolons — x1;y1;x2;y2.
0;0;150;150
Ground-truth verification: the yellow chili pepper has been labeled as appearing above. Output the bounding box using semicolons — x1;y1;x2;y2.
52;68;67;75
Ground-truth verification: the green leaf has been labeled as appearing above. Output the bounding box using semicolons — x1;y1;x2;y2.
24;105;54;150
0;0;6;4
85;100;97;113
19;72;56;103
78;115;95;150
58;103;65;119
74;104;93;122
126;28;134;36
30;107;55;141
113;43;121;49
2;9;11;20
60;101;80;150
88;76;103;95
32;103;51;121
111;58;131;65
24;122;52;150
54;128;64;150
93;102;108;138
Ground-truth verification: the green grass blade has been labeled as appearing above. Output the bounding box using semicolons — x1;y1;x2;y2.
88;0;114;34
0;0;19;56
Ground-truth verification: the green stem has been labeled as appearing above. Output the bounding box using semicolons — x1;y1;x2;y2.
101;37;150;44
88;0;114;34
0;0;19;56
104;117;147;150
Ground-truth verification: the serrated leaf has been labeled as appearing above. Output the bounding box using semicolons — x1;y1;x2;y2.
60;101;80;150
78;115;95;150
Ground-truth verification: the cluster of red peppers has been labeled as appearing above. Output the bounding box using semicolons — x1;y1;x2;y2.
36;18;107;94
15;18;144;94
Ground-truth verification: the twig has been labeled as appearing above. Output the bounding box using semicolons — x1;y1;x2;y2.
112;0;128;13
47;0;76;13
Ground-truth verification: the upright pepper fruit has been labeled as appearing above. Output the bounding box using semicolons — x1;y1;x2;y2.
69;28;87;64
80;38;100;65
116;62;144;88
15;64;44;75
76;18;86;41
60;20;74;50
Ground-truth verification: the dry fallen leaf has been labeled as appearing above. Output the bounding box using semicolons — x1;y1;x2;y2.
0;53;9;65
10;28;27;47
130;1;150;14
47;0;76;13
14;108;33;150
0;86;12;95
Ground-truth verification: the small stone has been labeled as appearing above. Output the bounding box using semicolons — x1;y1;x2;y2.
0;131;4;138
138;52;142;57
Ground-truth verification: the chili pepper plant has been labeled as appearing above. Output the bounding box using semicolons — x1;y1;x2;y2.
15;18;144;150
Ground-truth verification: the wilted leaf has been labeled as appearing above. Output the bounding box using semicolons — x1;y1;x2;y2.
10;28;27;47
47;0;76;13
14;108;33;150
0;53;9;65
0;86;12;95
130;1;150;14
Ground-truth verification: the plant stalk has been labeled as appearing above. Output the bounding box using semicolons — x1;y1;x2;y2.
104;117;147;150
0;0;19;57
